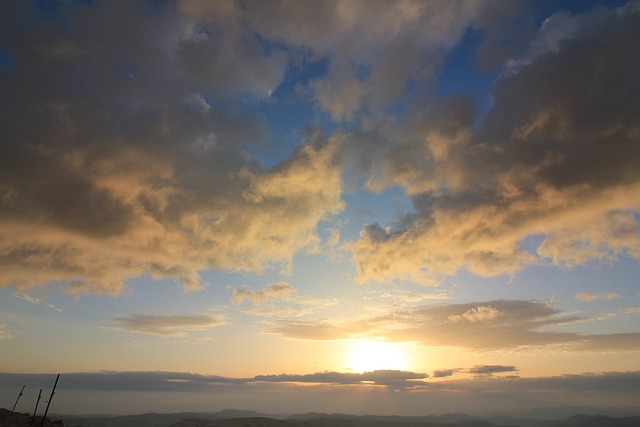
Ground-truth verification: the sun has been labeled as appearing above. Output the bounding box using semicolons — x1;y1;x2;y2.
344;339;413;373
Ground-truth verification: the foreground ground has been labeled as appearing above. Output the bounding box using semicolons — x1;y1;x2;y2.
0;407;64;426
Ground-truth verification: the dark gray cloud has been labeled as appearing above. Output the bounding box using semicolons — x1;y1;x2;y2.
467;365;518;375
243;0;501;120
0;369;427;392
1;370;638;397
3;370;639;416
0;371;244;392
431;369;458;378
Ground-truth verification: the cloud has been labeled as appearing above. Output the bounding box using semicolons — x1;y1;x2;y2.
243;0;494;120
0;371;245;393
14;292;63;312
1;0;639;297
431;369;457;378
108;314;224;337
255;370;427;386
348;2;640;284
182;0;514;122
442;371;640;396
270;320;351;341
379;289;450;304
231;282;342;319
0;1;346;295
0;369;426;392
575;292;622;302
467;365;518;376
1;370;638;399
240;297;341;319
434;365;521;380
270;299;640;352
2;370;639;416
232;282;296;305
448;305;503;323
0;324;11;340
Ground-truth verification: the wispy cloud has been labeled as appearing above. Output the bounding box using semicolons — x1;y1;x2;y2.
467;364;518;376
241;296;341;318
108;314;224;337
254;370;428;386
232;282;296;305
271;299;640;352
575;292;622;302
14;292;64;312
0;324;11;340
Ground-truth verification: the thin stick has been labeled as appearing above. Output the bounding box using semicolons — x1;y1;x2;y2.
40;374;60;427
31;388;42;425
11;385;25;412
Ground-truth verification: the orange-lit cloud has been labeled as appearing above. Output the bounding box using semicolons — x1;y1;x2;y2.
1;0;639;300
271;299;640;352
0;2;344;295
575;292;622;302
349;3;640;284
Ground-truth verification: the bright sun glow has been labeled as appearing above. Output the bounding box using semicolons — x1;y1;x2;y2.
345;340;413;373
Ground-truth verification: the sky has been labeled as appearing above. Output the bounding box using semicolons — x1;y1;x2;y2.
1;0;640;417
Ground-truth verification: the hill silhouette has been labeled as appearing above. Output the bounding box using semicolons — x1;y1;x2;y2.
0;408;64;427
22;408;640;427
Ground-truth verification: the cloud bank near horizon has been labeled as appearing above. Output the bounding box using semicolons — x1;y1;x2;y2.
1;370;639;415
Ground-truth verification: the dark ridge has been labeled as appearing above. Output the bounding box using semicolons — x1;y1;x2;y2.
0;407;64;426
15;408;640;427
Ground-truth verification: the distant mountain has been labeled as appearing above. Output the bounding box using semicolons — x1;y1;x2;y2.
495;408;640;420
170;417;288;427
557;414;640;427
55;409;640;427
63;412;221;427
